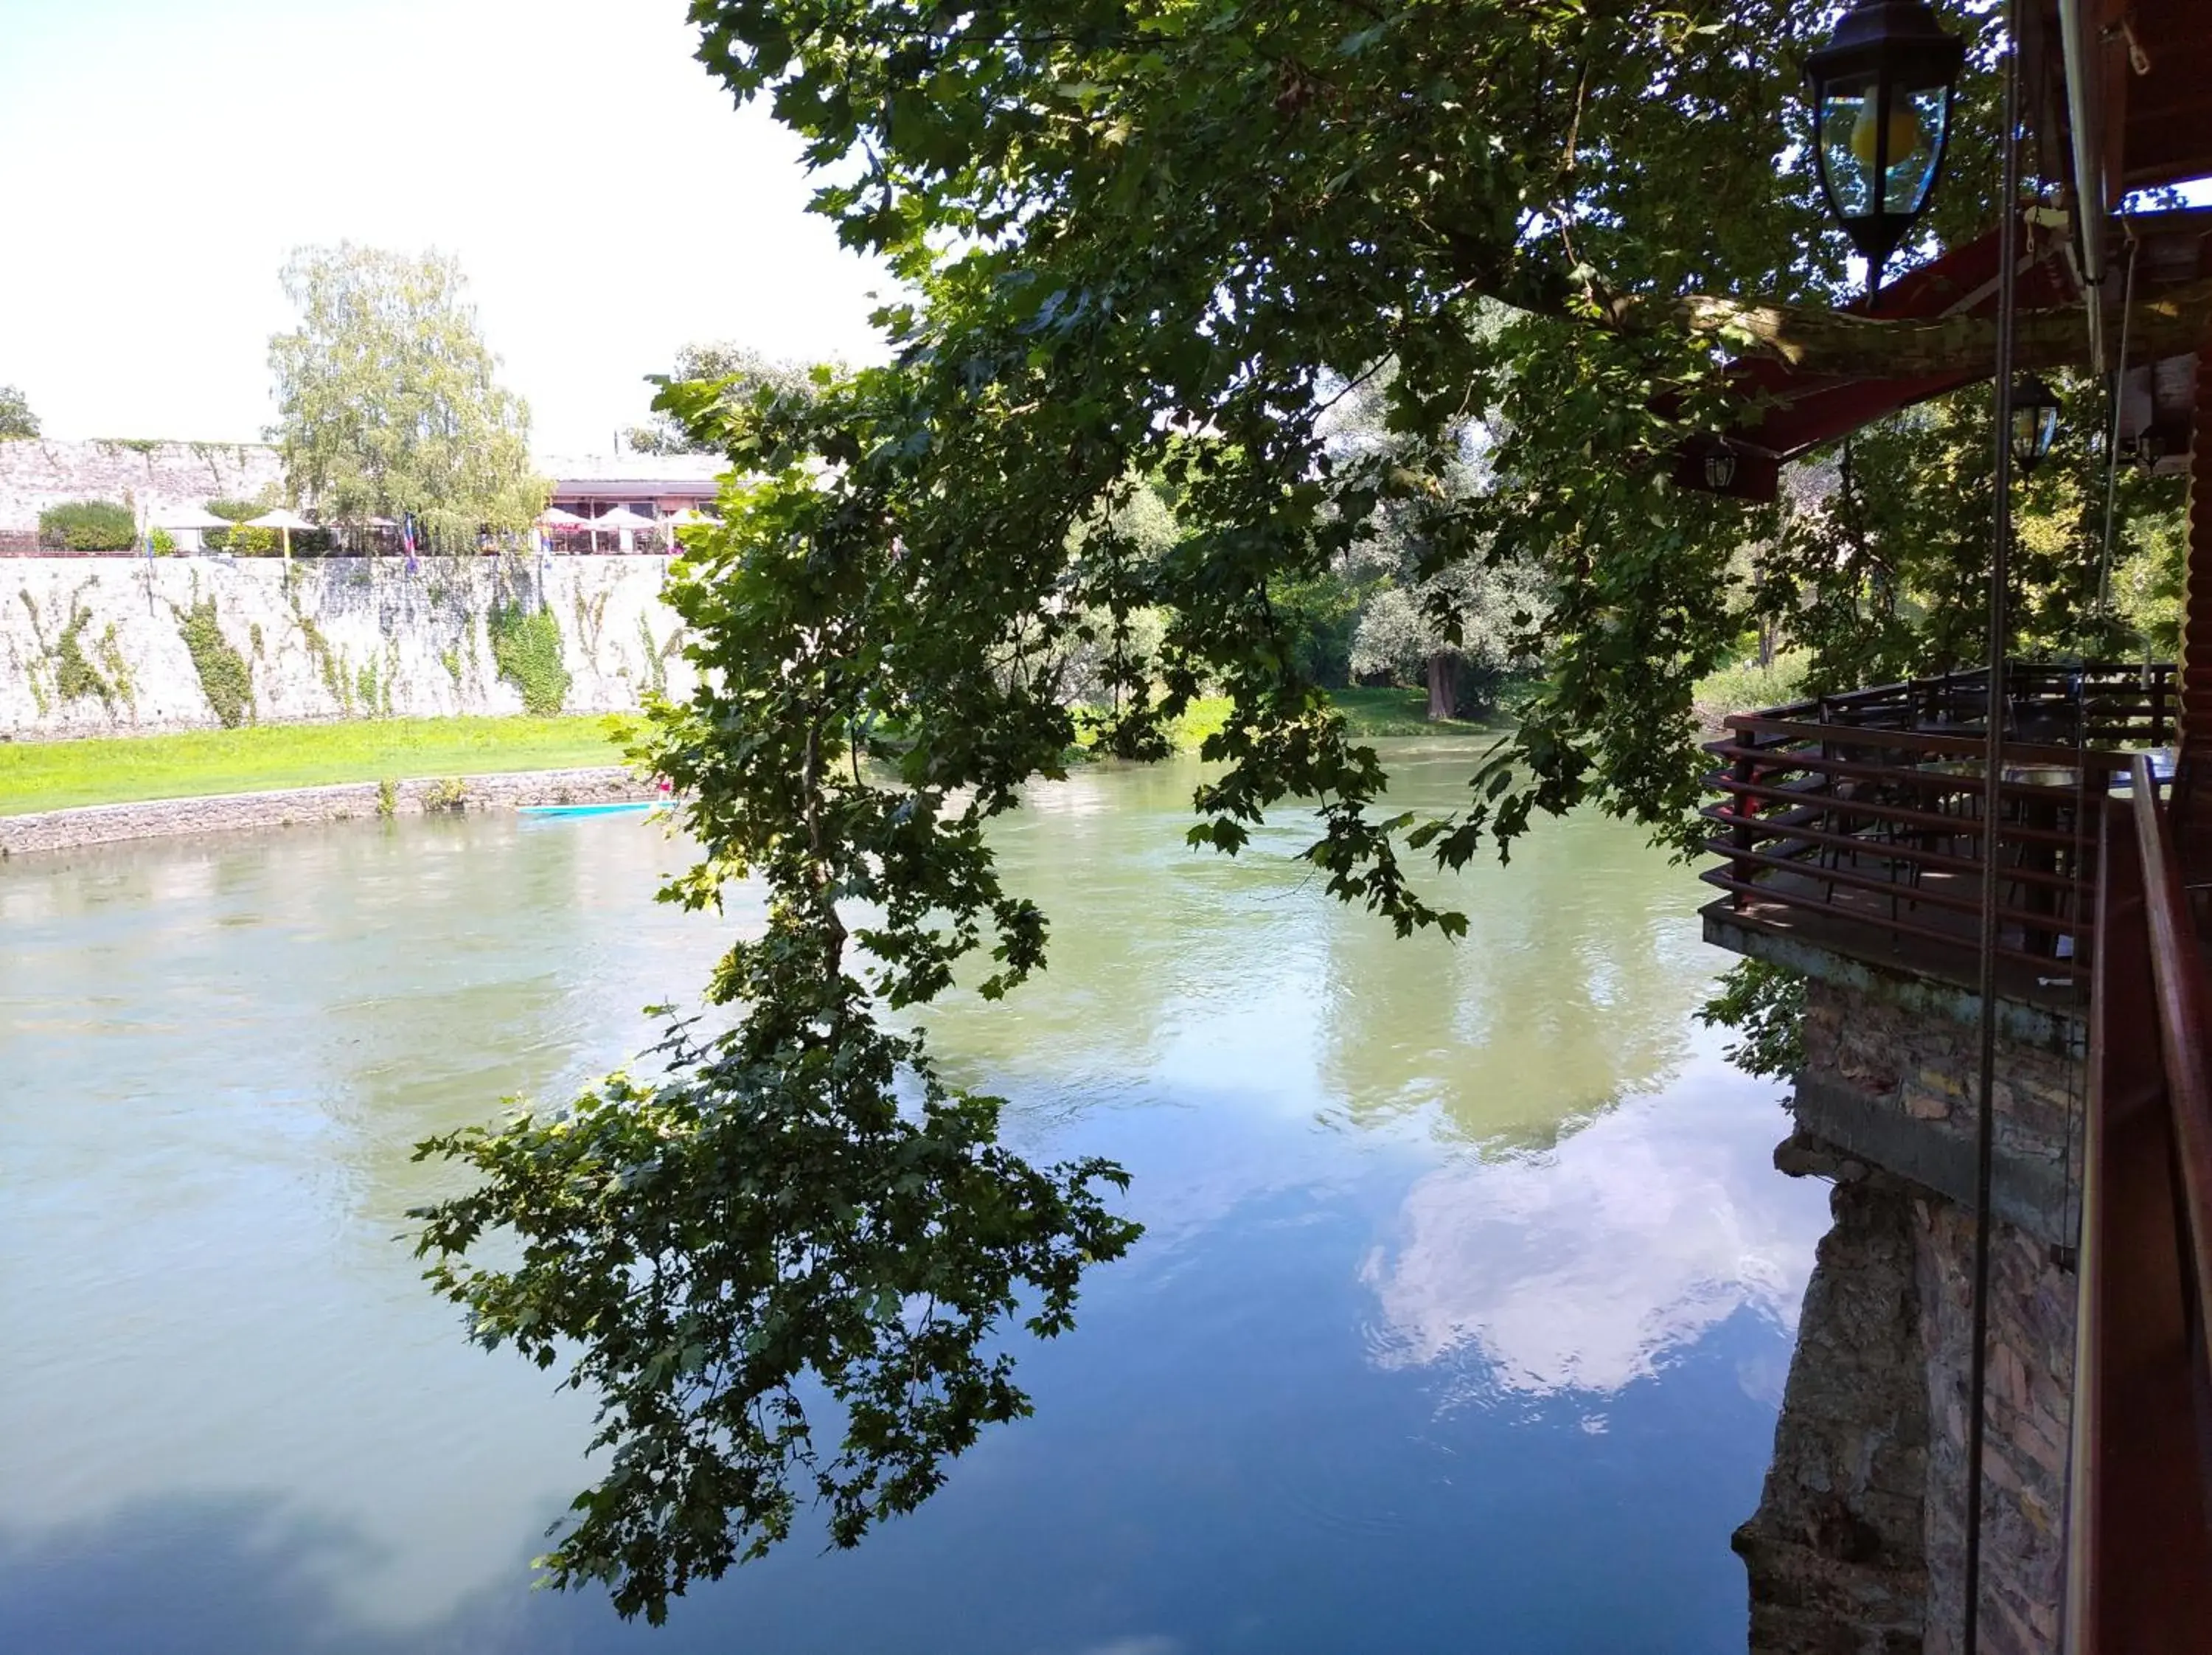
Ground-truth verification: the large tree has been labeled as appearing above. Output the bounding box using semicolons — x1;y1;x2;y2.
622;343;827;454
1321;364;1543;719
412;0;2175;1621
268;245;545;546
0;383;38;440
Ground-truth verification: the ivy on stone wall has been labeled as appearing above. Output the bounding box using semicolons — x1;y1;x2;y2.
286;591;349;710
633;614;684;698
88;622;133;715
573;588;610;661
16;583;128;714
487;599;569;715
52;607;108;704
173;595;255;728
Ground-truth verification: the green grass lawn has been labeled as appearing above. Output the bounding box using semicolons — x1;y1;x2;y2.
2;688;1504;817
1147;687;1504;752
1326;686;1505;738
0;715;632;815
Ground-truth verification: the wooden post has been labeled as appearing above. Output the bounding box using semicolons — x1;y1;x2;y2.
1729;744;1757;908
2065;788;2212;1652
2174;338;2212;874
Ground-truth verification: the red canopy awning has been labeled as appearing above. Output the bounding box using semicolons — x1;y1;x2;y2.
1675;207;2211;502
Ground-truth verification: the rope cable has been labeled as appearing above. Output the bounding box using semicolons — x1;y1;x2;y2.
1962;5;2025;1645
2098;230;2140;617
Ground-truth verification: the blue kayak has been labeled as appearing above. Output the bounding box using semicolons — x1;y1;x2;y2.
518;801;657;818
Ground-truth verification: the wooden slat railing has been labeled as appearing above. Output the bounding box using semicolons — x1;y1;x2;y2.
1702;662;2176;974
1740;662;2177;748
2063;757;2212;1650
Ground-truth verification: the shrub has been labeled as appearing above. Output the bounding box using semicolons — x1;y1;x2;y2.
39;500;137;552
204;500;293;555
488;599;570;715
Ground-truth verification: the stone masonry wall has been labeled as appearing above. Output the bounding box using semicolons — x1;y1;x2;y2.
1913;1194;2073;1655
0;438;284;533
1735;1162;1930;1655
1;553;692;739
0;767;658;857
1795;983;2081;1245
1743;976;2086;1655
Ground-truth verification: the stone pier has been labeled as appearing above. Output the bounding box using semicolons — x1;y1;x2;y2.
1725;950;2086;1655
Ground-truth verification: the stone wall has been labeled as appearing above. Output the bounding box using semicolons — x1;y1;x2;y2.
1913;1195;2073;1655
1742;974;2087;1655
0;767;658;857
1735;1165;1930;1655
0;438;284;534
1795;980;2082;1246
1;553;692;738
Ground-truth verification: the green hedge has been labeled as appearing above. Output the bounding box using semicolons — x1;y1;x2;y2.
39;499;137;551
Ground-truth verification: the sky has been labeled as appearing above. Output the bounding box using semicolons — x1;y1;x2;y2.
0;0;892;456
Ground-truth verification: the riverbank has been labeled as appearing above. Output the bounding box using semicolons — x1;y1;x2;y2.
0;688;1514;856
2;691;1498;818
0;766;657;857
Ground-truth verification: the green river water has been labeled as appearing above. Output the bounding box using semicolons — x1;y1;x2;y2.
0;744;1829;1653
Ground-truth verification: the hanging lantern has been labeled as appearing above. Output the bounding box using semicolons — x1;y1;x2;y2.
1805;0;1966;302
2009;375;2061;474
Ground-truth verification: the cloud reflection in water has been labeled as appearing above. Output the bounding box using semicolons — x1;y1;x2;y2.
1360;1059;1826;1408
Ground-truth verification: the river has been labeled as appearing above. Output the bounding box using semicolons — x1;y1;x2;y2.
0;745;1829;1654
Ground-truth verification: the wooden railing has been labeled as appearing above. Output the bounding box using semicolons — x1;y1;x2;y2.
1736;662;2178;749
2064;756;2212;1648
1700;663;2177;976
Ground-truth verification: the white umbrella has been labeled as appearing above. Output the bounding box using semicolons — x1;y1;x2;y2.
535;507;587;557
248;507;316;563
147;505;234;554
155;506;234;532
586;504;655;553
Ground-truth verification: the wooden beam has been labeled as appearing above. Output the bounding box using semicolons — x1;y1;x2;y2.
1606;277;2212;380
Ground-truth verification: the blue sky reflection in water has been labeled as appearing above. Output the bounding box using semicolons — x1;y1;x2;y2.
0;747;1829;1653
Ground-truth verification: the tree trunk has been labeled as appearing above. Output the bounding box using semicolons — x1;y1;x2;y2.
1425;652;1458;721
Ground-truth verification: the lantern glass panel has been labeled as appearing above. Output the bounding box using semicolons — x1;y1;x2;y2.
1817;76;1878;221
2011;402;2058;470
1817;74;1950;225
1882;84;1948;215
